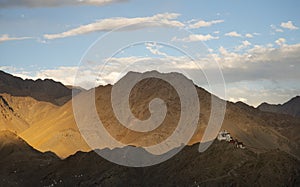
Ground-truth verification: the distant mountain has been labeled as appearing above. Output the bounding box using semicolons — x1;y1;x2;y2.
258;96;300;117
0;70;72;106
0;131;299;186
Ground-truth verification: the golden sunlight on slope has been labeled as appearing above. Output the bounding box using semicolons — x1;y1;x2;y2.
0;93;88;158
19;101;90;158
0;93;57;133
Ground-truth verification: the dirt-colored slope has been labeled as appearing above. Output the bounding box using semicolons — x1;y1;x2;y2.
0;93;57;133
1;93;58;124
0;95;29;133
19;101;90;158
0;93;88;158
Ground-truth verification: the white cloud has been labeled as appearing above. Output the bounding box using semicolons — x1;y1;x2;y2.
280;21;298;30
0;0;128;8
189;19;224;29
245;33;253;38
44;13;184;39
145;42;168;57
229;97;248;103
234;40;251;51
216;43;300;80
224;31;242;37
275;38;286;46
218;46;229;56
0;66;22;72
206;42;300;106
271;24;284;33
3;41;300;106
172;34;219;42
0;34;32;43
226;83;299;107
0;66;79;86
242;40;251;46
103;42;300;85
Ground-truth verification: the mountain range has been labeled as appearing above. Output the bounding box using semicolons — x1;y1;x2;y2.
0;70;299;186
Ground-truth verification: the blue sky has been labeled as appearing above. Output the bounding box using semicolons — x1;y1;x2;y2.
0;0;299;106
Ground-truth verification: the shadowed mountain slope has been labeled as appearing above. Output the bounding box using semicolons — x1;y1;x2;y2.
0;131;299;186
0;70;73;106
258;96;300;117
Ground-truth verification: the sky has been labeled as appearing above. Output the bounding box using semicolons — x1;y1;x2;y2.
0;0;299;106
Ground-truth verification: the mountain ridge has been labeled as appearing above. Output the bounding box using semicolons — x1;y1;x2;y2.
0;70;73;106
258;96;300;117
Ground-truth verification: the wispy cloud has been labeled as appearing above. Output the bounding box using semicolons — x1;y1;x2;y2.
224;31;242;37
275;38;286;46
172;34;219;42
44;13;184;39
245;33;253;38
0;0;128;8
271;24;284;33
145;42;168;57
189;19;224;29
280;21;298;30
0;34;32;43
234;40;251;51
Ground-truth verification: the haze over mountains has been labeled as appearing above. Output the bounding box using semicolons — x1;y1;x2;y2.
0;70;299;186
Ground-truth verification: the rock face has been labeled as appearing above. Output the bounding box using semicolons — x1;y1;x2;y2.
258;96;300;117
0;70;72;106
0;131;299;187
